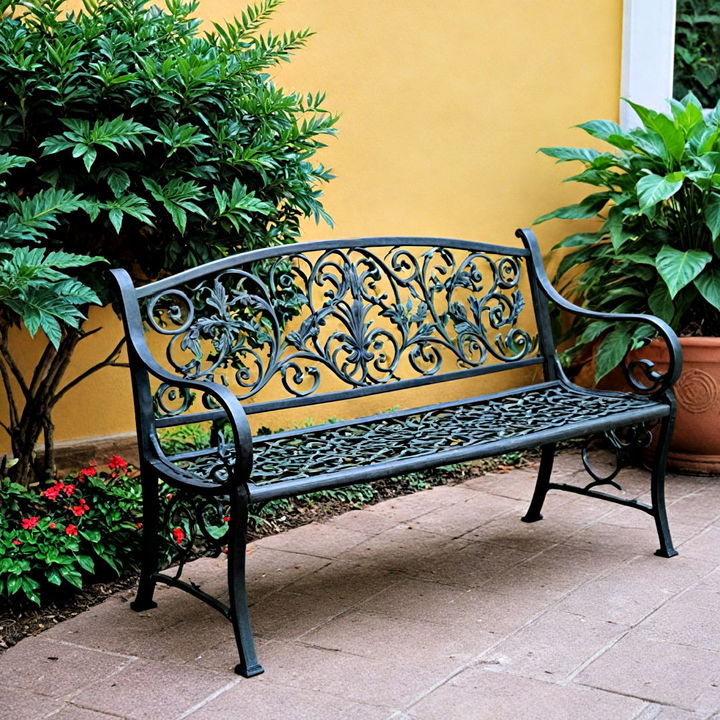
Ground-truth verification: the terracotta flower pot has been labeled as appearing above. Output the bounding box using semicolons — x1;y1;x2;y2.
642;336;720;474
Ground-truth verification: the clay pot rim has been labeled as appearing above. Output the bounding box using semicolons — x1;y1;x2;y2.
651;335;720;348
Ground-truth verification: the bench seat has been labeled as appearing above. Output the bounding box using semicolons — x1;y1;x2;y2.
160;381;670;502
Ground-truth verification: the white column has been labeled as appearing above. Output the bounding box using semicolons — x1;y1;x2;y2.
620;0;677;127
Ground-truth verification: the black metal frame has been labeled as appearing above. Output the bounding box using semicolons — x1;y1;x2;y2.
110;229;682;677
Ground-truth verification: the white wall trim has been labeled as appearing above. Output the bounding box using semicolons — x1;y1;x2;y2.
620;0;677;127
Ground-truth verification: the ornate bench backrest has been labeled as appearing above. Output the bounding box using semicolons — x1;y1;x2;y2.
116;237;551;428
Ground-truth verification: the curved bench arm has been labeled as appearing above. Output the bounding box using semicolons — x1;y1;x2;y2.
516;228;683;398
110;268;254;492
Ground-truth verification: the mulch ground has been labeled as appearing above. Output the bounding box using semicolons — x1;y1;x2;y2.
0;456;530;651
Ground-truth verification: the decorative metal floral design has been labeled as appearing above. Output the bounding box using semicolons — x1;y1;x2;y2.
143;245;539;417
167;384;664;489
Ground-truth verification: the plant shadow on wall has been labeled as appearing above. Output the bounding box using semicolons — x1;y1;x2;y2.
0;0;337;489
536;94;720;472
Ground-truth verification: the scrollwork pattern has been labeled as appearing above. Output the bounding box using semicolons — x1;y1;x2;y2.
143;245;540;416
170;385;660;488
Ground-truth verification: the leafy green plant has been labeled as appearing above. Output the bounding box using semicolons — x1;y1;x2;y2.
0;0;337;487
536;94;720;380
674;0;720;108
0;456;141;605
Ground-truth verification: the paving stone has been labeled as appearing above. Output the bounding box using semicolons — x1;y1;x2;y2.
281;559;400;604
553;557;710;626
407;666;646;719
639;586;720;652
249;590;353;640
679;526;720;561
562;521;672;555
357;576;549;636
252;522;369;558
43;591;211;657
367;485;480;522
0;685;62;720
464;469;538;500
71;659;232;720
195;545;330;601
335;525;460;571
250;641;444;708
665;492;720;527
185;683;389;719
480;609;628;682
325;508;400;535
0;637;132;698
47;705;123;719
299;608;494;673
461;515;578;551
480;543;627;600
576;635;720;713
401;493;522;537
400;539;533;587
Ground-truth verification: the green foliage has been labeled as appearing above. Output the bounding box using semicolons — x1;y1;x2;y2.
537;95;720;380
0;0;336;488
0;457;141;605
674;0;720;108
0;246;104;348
0;0;337;303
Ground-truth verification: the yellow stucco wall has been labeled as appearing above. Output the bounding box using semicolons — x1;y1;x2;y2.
1;0;622;454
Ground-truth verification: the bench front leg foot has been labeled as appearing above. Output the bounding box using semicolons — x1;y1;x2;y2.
522;443;556;523
650;414;678;559
228;487;264;678
131;468;160;612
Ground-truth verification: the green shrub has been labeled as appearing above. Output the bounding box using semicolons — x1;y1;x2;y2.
0;456;142;605
674;0;720;108
536;95;720;380
0;0;337;488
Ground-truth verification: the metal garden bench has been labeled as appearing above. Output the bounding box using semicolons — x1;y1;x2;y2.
111;229;682;677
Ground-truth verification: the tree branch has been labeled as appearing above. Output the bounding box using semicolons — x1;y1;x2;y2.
0;352;19;429
0;329;29;398
53;336;126;405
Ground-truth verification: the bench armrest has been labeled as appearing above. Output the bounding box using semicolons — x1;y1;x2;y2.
110;268;254;492
516;228;683;397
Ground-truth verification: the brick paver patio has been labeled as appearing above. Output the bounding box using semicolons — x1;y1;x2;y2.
2;451;720;719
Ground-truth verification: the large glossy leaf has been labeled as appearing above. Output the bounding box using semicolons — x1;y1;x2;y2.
595;327;632;381
706;193;720;241
694;267;720;311
538;147;601;163
656;245;712;298
636;172;685;211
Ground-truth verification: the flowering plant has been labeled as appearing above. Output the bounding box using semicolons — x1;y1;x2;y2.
0;456;142;605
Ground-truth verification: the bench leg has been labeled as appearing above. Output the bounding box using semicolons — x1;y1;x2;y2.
228;486;264;678
131;468;159;612
650;415;678;558
522;443;555;523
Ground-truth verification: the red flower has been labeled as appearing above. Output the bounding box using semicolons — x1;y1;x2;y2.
21;516;39;530
12;539;21;546
108;455;128;470
223;516;231;523
171;527;185;544
62;483;76;497
65;524;78;536
49;522;56;529
43;482;64;500
166;493;173;500
71;498;90;516
136;522;143;529
78;466;97;480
